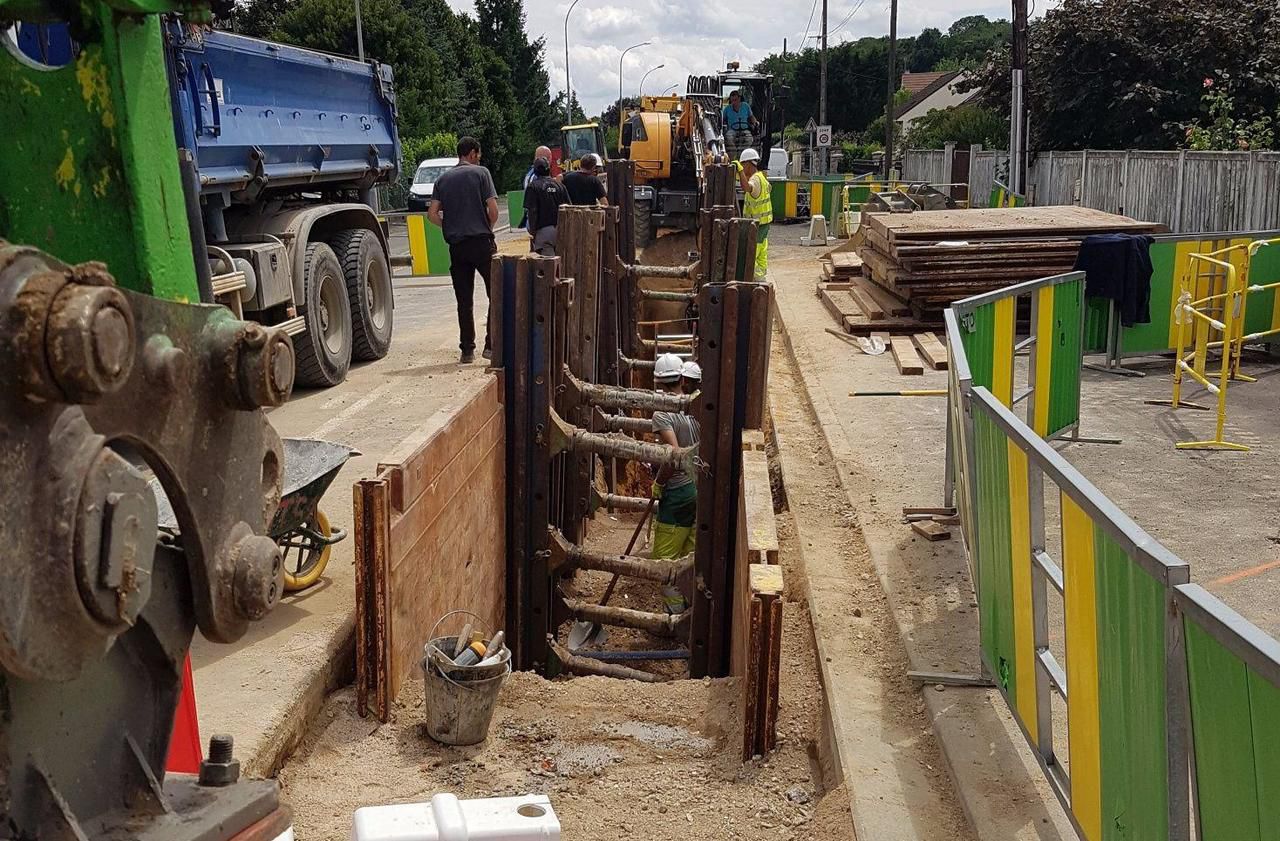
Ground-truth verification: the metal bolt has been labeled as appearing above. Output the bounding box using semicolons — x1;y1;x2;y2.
232;533;283;621
143;338;192;392
74;448;157;627
199;734;241;786
46;283;135;403
226;324;294;410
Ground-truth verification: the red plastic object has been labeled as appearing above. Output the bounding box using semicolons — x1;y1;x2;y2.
166;654;203;773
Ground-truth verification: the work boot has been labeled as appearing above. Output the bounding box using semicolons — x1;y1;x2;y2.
460;351;475;364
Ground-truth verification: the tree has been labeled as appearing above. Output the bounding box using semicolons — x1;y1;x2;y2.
902;104;1007;149
271;0;448;137
599;96;639;132
965;0;1280;150
753;17;1009;136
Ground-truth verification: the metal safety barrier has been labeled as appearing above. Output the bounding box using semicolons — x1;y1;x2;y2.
946;272;1280;841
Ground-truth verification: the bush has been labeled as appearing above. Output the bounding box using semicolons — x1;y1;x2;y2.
902;104;1006;150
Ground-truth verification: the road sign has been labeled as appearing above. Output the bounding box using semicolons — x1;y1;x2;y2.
815;125;833;147
804;117;817;133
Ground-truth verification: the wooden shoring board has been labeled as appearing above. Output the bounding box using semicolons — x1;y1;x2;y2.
818;281;855;292
741;429;767;451
890;335;925;375
911;332;950;371
356;376;508;720
742;449;780;565
847;283;885;320
736;562;784;759
819;287;860;326
842;314;936;335
869;206;1162;243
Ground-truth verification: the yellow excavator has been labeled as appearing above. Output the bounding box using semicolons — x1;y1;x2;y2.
621;65;777;245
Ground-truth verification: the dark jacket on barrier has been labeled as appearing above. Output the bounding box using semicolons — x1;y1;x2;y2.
1073;234;1155;327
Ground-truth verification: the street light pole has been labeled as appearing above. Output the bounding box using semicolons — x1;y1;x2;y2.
617;41;650;153
564;0;583;125
354;0;365;62
639;63;665;98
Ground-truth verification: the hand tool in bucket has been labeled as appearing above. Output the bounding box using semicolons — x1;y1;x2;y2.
421;610;511;745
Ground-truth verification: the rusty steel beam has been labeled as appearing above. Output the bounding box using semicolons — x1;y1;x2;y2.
628;263;697;280
640;289;697;303
548;410;695;468
563;369;694;413
561;598;689;637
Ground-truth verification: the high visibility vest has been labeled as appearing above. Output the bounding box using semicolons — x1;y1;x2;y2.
744;171;773;226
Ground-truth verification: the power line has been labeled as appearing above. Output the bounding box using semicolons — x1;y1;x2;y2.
827;0;867;38
797;0;819;55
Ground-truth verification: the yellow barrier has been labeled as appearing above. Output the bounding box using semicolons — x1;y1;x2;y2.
1171;254;1242;449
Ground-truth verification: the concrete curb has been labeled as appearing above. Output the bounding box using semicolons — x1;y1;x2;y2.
243;617;356;780
771;293;1073;841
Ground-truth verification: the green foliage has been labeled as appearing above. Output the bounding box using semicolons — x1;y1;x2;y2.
965;0;1280;150
229;0;568;194
1184;75;1278;151
902;104;1007;150
754;16;1008;136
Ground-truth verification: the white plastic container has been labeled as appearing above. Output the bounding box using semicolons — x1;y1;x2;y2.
351;793;560;841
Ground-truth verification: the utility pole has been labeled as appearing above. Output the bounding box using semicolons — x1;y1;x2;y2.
354;0;365;62
819;0;828;175
1010;0;1029;192
883;0;896;179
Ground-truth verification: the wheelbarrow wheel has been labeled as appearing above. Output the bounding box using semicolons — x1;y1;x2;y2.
281;510;333;592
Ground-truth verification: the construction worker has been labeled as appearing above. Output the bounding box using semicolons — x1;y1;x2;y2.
722;90;758;162
737;148;772;279
524;156;569;255
650;353;700;614
680;359;701;393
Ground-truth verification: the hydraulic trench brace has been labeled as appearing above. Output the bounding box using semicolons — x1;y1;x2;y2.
561;367;695;414
546;639;665;682
547;409;697;473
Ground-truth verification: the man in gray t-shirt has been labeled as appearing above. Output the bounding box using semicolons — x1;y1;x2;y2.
428;136;499;363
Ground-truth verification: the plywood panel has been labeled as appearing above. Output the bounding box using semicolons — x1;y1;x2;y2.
742;450;779;564
355;374;507;719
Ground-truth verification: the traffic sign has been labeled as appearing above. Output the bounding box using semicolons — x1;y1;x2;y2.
815;125;833;147
804;117;817;133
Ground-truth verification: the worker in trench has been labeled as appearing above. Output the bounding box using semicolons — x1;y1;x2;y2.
736;148;772;280
650;353;701;614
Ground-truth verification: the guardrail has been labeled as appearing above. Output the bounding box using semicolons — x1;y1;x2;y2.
945;272;1280;840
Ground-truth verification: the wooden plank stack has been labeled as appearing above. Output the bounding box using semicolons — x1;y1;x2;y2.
857;206;1163;316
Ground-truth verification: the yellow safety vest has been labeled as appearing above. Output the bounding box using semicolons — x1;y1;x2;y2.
744;171;773;226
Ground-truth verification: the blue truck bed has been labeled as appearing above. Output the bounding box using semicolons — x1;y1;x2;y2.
166;25;401;199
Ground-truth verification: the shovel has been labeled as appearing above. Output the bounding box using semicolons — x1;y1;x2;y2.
567;493;657;650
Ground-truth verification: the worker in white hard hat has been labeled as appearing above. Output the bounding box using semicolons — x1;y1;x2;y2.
736;148;772;280
650;353;700;613
680;360;701;394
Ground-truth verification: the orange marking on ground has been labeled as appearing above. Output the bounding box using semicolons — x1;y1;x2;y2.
1210;558;1280;586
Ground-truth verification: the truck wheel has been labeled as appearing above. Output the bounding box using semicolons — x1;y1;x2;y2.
634;199;653;249
330;229;393;361
295;242;353;388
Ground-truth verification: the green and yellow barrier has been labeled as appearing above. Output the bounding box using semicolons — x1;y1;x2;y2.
406;212;451;276
506;189;525;230
989;179;1027;208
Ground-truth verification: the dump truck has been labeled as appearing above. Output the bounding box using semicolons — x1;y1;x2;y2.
13;20;402;387
166;22;401;387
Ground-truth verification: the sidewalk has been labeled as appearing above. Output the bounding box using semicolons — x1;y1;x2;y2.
767;231;1075;841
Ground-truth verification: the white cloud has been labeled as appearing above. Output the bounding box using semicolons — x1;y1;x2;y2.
445;0;1018;114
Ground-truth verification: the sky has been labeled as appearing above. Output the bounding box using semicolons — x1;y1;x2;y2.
445;0;1021;116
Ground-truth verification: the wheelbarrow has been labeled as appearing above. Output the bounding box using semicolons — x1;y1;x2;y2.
269;438;359;591
154;438;358;593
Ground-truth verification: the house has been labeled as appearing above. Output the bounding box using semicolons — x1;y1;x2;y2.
895;70;978;133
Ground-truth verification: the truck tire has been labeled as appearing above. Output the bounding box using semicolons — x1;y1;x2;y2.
330;228;393;361
634;199;653;249
295;242;353;388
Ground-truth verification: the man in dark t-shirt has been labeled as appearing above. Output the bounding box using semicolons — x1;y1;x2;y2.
562;154;609;206
524;157;570;255
428;136;498;363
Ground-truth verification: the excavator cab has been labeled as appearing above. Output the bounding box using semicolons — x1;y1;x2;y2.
560;123;607;170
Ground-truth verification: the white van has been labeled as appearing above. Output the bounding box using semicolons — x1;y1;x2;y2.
407;156;460;211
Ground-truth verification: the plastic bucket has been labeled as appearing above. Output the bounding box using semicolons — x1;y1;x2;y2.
423;653;511;746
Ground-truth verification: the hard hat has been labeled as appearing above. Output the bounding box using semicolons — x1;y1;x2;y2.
739;148;761;164
681;360;702;381
654;353;684;382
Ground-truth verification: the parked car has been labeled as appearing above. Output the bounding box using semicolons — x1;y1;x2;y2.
407;157;460;211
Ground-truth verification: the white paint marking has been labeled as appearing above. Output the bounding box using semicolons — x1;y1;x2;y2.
309;381;395;440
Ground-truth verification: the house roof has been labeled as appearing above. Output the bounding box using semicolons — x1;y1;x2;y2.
900;71;953;95
894;70;970;120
